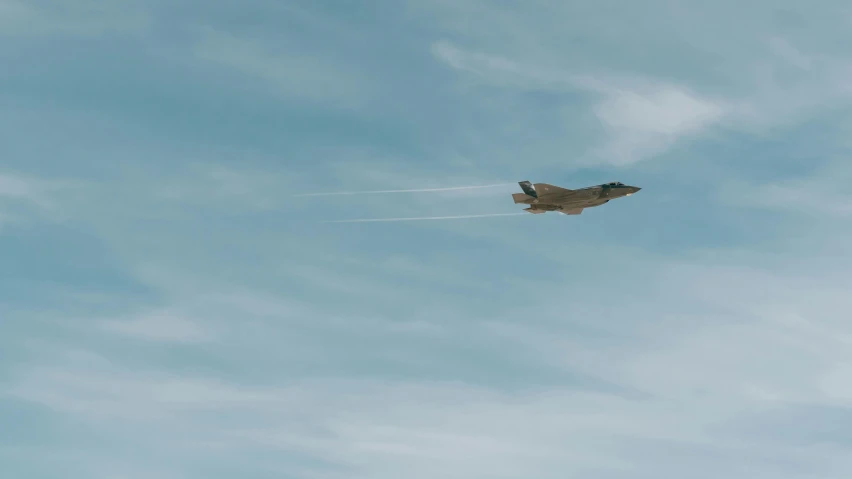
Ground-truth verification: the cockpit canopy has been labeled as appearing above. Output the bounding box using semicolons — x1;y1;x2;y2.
605;182;625;187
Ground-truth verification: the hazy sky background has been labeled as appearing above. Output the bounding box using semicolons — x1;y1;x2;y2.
3;1;852;478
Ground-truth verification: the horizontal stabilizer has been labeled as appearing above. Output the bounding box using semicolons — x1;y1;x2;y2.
512;193;535;204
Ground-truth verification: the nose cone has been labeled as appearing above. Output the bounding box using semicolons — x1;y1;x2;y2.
624;186;641;196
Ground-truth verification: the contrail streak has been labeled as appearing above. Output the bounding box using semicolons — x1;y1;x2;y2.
322;212;527;223
294;183;514;197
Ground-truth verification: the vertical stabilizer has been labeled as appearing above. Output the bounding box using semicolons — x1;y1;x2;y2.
518;181;537;198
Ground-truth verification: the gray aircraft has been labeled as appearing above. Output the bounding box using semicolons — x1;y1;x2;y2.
512;180;641;215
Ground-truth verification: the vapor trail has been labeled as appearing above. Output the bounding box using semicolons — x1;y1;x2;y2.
322;212;527;223
294;183;514;197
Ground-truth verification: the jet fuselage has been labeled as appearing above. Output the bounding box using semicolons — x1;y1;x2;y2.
512;181;640;215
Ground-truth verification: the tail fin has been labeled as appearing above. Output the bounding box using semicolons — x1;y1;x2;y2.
518;181;537;198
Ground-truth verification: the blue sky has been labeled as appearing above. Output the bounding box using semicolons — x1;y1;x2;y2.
3;1;852;477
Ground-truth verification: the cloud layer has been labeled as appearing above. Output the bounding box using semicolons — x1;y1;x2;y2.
3;1;852;478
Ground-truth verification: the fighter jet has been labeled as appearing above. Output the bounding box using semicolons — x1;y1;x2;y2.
512;180;640;215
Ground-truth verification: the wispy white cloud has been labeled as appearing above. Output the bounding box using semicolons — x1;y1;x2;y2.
431;40;728;165
766;37;812;70
0;173;48;203
7;247;852;478
430;40;556;90
725;40;852;133
586;83;726;165
7;2;852;478
426;1;852;166
192;27;369;108
149;163;297;211
0;0;149;36
99;310;213;343
719;164;852;217
491;260;852;409
5;356;633;477
0;172;70;228
748;183;852;217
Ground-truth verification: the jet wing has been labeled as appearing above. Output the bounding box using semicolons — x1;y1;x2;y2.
533;183;574;195
583;199;609;207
